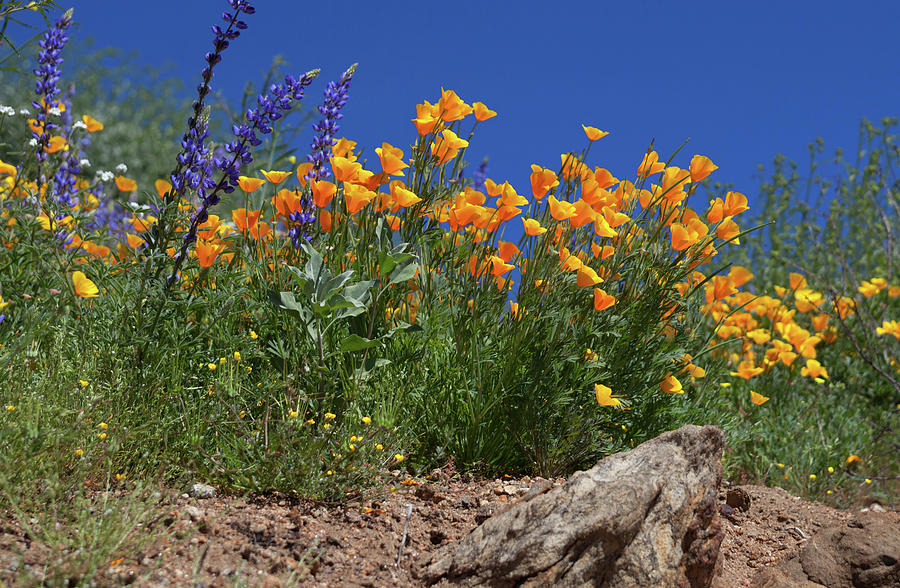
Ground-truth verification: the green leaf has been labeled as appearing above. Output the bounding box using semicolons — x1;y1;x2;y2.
343;280;375;306
338;334;380;353
388;259;418;286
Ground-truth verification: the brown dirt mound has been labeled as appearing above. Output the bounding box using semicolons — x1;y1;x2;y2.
1;476;896;587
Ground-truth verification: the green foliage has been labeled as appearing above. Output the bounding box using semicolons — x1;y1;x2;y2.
0;1;61;73
0;40;187;192
708;118;900;504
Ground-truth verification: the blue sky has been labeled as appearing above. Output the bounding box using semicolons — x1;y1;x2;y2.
39;1;900;209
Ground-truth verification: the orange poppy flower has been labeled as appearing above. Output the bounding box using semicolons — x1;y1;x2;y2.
115;176;137;192
261;169;291;184
126;233;145;249
530;165;559;200
295;162;315;186
577;265;603;287
343;183;375;215
723;191;749;216
437;88;473;122
473;101;497;121
319;209;332;232
593;288;617;311
312;180;337;208
730;360;764;380
233;208;262;235
237;176;266;193
750;391;769;406
689;155;717;182
412;100;441;136
497;241;520;262
660;374;683;394
595;383;622;407
195;240;223;268
637;150;665;177
390;183;421;208
155;179;172;198
376;142;409;176
488;255;514;277
548;195;576;221
582;125;609;141
82;115;103;132
430;129;469;165
72;271;99;298
331;156;363;183
331;138;357;159
522;217;547;236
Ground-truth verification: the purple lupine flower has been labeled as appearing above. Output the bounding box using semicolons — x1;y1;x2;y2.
286;64;357;246
166;69;318;288
472;157;488;193
305;64;357;182
31;11;72;165
166;2;254;208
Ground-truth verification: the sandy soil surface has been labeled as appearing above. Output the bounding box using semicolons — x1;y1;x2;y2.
0;471;895;587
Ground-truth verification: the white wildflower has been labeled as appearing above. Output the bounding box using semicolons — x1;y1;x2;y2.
48;107;61;117
79;159;90;168
72;120;87;131
0;106;15;117
28;138;37;147
115;163;128;174
19;108;31;116
97;170;114;183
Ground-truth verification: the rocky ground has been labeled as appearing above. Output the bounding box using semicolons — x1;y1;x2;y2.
0;472;896;587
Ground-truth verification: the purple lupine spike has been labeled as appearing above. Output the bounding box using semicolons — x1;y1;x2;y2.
472;157;489;193
31;11;72;166
285;63;357;246
165;1;255;211
166;68;319;288
305;64;357;183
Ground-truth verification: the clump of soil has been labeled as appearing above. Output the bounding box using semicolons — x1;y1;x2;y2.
0;472;895;587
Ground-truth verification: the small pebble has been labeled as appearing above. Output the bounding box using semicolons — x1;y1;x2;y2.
189;483;217;499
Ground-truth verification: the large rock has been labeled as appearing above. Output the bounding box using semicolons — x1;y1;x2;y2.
420;424;725;587
751;511;900;588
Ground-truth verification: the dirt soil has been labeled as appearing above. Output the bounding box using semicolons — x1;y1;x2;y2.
0;470;896;587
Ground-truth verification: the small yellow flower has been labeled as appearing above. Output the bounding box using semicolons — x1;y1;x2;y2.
719;382;731;388
777;463;785;468
74;448;84;456
245;366;252;372
809;474;816;480
827;466;834;474
375;443;383;451
218;357;226;365
207;363;217;371
394;453;406;463
846;454;861;466
289;410;298;419
250;330;258;340
99;422;108;430
361;416;371;425
324;412;336;420
349;444;356;451
79;380;89;388
327;470;334;476
239;410;246;419
865;478;872;484
827;490;833;495
116;473;127;481
5;404;14;412
323;423;332;429
306;418;315;425
233;351;241;361
98;432;107;440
